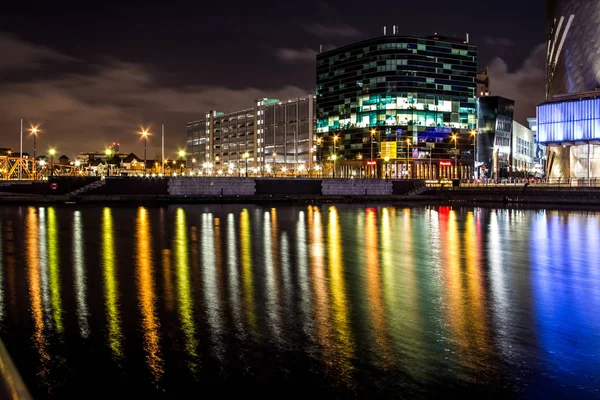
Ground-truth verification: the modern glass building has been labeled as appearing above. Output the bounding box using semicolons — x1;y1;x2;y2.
477;96;515;180
546;0;600;99
186;96;315;176
537;92;600;178
538;0;600;178
316;33;477;179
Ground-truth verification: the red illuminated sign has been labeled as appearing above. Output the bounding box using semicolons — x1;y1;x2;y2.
439;161;452;166
366;160;377;166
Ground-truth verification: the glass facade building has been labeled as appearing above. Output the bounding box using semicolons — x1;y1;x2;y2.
186;96;315;175
316;34;477;179
477;96;515;179
546;0;600;99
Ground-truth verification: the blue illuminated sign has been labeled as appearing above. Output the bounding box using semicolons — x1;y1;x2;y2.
537;97;600;143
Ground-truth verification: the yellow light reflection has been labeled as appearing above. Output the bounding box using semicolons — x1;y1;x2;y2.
263;210;282;342
240;208;257;338
297;210;313;340
174;208;198;369
327;206;354;382
309;206;330;351
0;216;4;322
162;249;173;311
102;207;122;358
73;211;89;337
47;207;63;333
202;213;224;360
227;213;243;334
137;207;163;384
27;207;50;385
365;208;391;367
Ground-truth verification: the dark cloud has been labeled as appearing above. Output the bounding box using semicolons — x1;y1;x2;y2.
0;33;308;159
303;23;362;38
0;32;75;71
275;48;319;63
483;37;515;47
488;43;546;123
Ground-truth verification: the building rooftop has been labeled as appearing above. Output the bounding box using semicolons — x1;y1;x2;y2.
543;89;600;105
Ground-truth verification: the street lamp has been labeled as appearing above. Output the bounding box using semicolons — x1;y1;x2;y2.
405;138;411;179
49;148;56;177
331;154;337;178
105;148;112;176
470;129;477;179
30;126;39;176
451;133;458;179
140;128;149;173
178;150;185;175
242;152;249;177
75;160;81;175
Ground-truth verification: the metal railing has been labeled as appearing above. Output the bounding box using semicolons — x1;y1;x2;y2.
0;340;32;399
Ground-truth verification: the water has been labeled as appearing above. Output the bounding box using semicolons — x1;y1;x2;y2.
0;204;599;399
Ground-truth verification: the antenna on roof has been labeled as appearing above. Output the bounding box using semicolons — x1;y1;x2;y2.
383;26;387;36
319;44;323;53
466;33;469;43
393;25;397;35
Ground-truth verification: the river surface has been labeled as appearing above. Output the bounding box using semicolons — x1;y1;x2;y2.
0;204;599;399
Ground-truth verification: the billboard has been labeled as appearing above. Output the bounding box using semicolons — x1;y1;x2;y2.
380;141;397;159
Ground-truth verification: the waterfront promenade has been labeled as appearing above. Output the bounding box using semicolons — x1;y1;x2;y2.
1;176;600;207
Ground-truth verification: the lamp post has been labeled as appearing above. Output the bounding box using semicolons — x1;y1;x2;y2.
243;152;249;177
405;138;411;179
105;148;112;176
49;148;56;178
451;133;458;179
178;150;185;175
316;137;322;175
140;129;149;174
370;129;376;178
30;126;38;176
272;152;276;176
331;154;337;178
470;129;477;179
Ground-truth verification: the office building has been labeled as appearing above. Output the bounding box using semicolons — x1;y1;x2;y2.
538;0;600;179
477;96;515;179
476;67;491;97
186;96;315;175
316;31;477;179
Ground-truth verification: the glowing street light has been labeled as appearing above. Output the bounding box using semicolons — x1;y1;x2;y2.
451;133;458;178
242;152;249;177
140;128;149;172
49;148;56;177
30;125;39;175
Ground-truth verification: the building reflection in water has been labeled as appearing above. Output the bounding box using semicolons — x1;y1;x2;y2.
27;207;50;388
327;206;354;383
136;207;163;384
73;211;89;338
296;210;313;342
201;213;224;360
240;208;257;339
102;207;123;359
0;216;4;323
47;207;63;334
263;209;282;344
174;207;198;371
227;213;243;337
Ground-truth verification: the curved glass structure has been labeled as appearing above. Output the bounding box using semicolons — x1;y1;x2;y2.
546;0;600;98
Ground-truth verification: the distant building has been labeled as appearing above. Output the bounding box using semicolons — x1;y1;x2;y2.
511;121;537;176
316;31;477;179
477;96;515;180
186;96;315;175
58;155;70;165
477;67;491;97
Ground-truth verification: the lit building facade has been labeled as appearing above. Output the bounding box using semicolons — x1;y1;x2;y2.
538;0;600;179
316;33;478;179
186;96;315;175
512;121;537;176
476;96;515;180
537;92;600;178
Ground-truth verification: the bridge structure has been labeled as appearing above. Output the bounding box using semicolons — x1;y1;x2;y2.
0;155;83;180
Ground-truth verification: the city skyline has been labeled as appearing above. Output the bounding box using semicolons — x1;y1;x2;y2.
0;0;546;158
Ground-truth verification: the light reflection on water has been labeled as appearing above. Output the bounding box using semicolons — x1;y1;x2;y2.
0;205;599;398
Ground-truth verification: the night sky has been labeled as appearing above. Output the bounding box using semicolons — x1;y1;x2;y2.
0;0;546;160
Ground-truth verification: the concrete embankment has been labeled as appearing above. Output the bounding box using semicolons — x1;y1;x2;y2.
1;178;600;207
